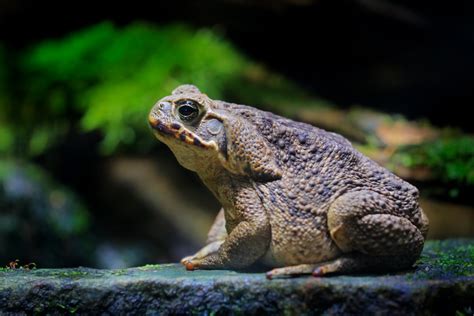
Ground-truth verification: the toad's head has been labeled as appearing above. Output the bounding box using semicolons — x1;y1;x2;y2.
149;84;281;181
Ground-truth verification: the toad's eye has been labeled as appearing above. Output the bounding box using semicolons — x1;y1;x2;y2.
176;100;199;121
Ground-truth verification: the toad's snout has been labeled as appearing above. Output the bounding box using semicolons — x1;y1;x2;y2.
148;115;178;136
148;112;158;128
148;101;172;131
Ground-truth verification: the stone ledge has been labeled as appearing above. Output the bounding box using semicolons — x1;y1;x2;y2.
0;239;473;315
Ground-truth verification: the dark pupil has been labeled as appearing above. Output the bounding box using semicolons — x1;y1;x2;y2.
179;105;196;117
177;100;199;121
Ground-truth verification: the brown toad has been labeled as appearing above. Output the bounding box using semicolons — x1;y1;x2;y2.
148;84;429;278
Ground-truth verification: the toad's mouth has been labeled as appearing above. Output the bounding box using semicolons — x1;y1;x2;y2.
149;116;213;149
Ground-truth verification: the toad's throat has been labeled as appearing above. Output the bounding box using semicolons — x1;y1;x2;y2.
149;118;212;149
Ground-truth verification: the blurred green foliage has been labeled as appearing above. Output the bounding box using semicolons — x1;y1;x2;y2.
0;159;94;267
0;160;90;235
393;136;474;196
0;45;13;154
0;22;318;156
0;45;5;101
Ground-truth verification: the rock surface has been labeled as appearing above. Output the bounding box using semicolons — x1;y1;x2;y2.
0;239;473;315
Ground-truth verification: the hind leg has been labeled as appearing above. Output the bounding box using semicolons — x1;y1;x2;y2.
267;190;426;279
321;190;425;275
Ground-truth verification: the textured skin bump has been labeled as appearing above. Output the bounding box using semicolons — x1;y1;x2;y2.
148;84;429;276
172;84;201;95
221;115;282;181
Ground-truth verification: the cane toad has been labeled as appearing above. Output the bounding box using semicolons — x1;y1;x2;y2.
148;84;429;278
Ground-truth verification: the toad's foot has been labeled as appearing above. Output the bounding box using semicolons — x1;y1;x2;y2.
181;253;224;271
266;252;420;279
180;240;224;266
265;259;349;279
183;259;197;271
266;263;321;279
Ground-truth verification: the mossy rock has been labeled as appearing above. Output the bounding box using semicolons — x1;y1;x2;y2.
0;239;473;315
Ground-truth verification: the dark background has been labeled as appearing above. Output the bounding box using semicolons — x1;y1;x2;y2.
1;0;473;131
1;0;473;269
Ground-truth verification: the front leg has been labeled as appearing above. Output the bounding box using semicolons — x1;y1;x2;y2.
184;187;270;270
180;209;227;264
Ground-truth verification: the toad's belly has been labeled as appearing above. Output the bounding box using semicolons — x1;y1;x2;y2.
266;215;341;267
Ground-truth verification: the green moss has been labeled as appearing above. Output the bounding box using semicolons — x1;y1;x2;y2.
111;269;128;276
137;264;171;271
50;270;90;279
56;303;78;314
412;240;474;279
